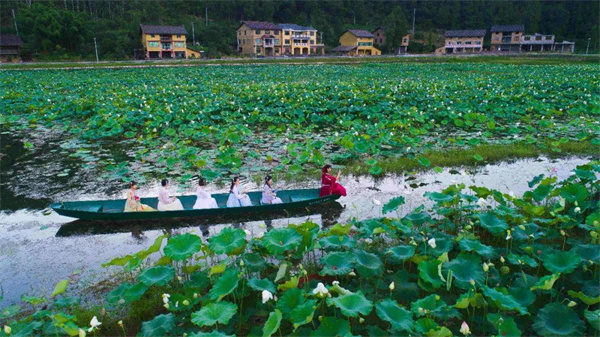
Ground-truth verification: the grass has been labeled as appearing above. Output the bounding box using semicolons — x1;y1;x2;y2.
1;54;598;70
278;140;599;182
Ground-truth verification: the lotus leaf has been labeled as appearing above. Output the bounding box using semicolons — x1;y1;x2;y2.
277;288;305;319
248;278;277;294
415;318;439;335
291;299;317;329
410;294;446;317
584;310;600;331
445;253;485;289
320;252;355;276
164;233;202;261
568;290;600;305
191;302;237;327
487;313;522;337
375;299;414;332
560;183;589;203
318;235;355;250
262;309;282;337
387;245;416;262
262;228;302;255
327;291;372;317
310;317;352;337
138;266;175;286
51;279;69;298
533;303;585;336
542;250;580;274
508;285;536;308
530;273;560;291
190;331;234;337
242;253;268;272
418;260;444;288
277;276;299;292
475;212;508;236
209;228;246;255
458;238;495;258
404;211;431;225
424;192;454;203
573;243;600;263
208;269;239;301
481;286;528;315
382;196;406;214
354;249;383;277
141;314;175;337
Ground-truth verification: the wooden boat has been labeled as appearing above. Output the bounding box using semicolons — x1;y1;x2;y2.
50;188;341;221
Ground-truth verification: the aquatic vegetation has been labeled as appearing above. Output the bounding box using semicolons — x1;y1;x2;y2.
1;161;598;336
1;63;598;183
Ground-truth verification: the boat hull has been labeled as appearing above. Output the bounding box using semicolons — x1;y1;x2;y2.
50;188;341;221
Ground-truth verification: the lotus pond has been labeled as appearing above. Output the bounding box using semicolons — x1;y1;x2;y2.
1;62;599;185
0;160;598;337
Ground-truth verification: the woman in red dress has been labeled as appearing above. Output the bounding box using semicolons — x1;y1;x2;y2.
319;164;347;197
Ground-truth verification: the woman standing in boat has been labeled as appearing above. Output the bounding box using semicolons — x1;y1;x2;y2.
261;175;283;204
319;164;347;197
193;178;219;209
227;176;253;207
124;181;157;212
157;179;184;211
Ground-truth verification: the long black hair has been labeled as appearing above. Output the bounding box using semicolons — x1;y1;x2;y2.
161;179;169;187
128;181;137;188
198;178;206;187
322;164;332;174
229;176;239;193
265;175;273;188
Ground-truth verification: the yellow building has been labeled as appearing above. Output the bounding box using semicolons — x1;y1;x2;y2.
490;24;524;52
236;21;324;56
332;30;381;56
140;25;189;59
443;29;485;54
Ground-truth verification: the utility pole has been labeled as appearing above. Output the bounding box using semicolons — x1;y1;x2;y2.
412;8;416;34
192;22;196;46
93;37;99;62
586;38;591;55
12;9;18;35
205;7;208;26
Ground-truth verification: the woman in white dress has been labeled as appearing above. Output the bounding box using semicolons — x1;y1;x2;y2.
226;176;252;207
157;179;184;211
261;175;283;205
193;178;218;209
124;181;156;212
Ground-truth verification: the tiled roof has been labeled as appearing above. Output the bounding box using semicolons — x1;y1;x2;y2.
347;29;374;38
277;23;316;31
0;34;24;46
140;25;187;35
490;24;524;32
445;29;486;38
241;21;280;30
332;45;357;52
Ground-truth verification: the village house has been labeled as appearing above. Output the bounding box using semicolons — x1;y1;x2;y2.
371;27;410;54
443;29;485;54
490;24;524;52
236;21;324;56
0;34;24;63
521;33;575;53
331;29;381;56
140;25;200;59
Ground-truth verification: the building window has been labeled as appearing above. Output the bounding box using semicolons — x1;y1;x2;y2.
177;35;181;38
310;40;314;44
466;41;472;45
285;39;290;44
149;42;159;47
285;31;290;35
476;41;481;45
151;34;155;38
545;36;551;40
403;38;408;43
256;47;261;54
513;36;519;41
238;39;241;45
310;32;315;36
175;42;185;48
457;41;462;45
255;30;260;34
244;30;247;35
535;36;542;41
524;36;530;41
255;38;261;44
275;39;280;45
162;43;172;49
265;30;270;34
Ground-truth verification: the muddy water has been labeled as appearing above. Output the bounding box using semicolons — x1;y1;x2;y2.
0;154;593;308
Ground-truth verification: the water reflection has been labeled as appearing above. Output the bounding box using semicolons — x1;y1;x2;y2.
55;202;344;237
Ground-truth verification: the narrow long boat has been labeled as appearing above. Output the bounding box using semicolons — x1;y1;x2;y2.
50;188;340;221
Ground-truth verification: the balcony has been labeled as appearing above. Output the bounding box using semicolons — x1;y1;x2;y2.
160;37;172;42
293;42;309;46
292;35;310;39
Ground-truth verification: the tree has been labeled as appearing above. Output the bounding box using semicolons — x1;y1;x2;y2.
382;5;409;54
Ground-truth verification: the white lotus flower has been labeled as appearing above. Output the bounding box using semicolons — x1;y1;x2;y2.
477;198;487;207
574;207;581;213
428;238;436;249
389;282;395;291
312;282;329;297
262;290;274;304
332;281;340;286
88;316;102;332
79;328;86;337
460;321;471;335
372;199;381;206
4;325;11;335
162;293;170;304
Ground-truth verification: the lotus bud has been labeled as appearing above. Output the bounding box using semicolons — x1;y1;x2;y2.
574;201;578;206
4;325;11;335
501;266;510;275
428;238;437;249
262;290;274;304
568;301;577;308
118;320;123;327
560;230;566;236
177;276;182;282
591;232;598;239
79;328;86;337
460;321;472;336
359;317;365;324
518;225;526;230
500;255;505;263
183;300;190;306
349;271;356;277
318;316;323;321
418;307;424;315
435;295;440;301
193;293;199;299
299;264;304;270
389;282;395;291
465;225;472;230
118;299;125;304
469;279;475;286
483;262;489;272
240;260;245;267
574;207;581;213
163;303;169;309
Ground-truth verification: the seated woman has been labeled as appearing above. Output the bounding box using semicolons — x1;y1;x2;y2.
319;164;347;197
226;176;253;207
157;179;184;211
261;175;283;205
193;178;218;209
124;181;157;212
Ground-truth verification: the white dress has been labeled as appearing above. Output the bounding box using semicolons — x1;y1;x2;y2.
261;184;283;204
157;187;184;211
227;185;252;207
193;187;218;209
